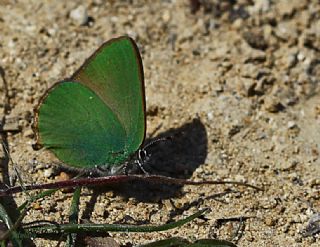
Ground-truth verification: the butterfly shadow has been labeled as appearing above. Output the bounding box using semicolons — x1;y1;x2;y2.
98;117;208;202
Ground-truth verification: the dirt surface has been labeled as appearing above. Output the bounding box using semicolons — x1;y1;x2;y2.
0;0;319;246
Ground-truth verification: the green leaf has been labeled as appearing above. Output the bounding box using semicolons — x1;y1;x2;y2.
66;187;81;247
0;202;23;247
24;209;207;236
139;238;238;247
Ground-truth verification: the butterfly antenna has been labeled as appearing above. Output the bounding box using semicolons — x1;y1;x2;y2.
148;123;163;139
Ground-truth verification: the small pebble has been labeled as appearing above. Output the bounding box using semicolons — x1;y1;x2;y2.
32;202;42;210
86;237;120;247
43;167;54;178
243;30;268;50
264;97;285;113
69;5;88;26
2;116;21;132
56;171;71;181
249;0;271;13
23;129;34;138
162;10;170;23
207;112;214;120
265;217;276;226
56;172;74;193
287;121;297;129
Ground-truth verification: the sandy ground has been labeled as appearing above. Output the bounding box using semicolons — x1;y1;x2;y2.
0;0;319;246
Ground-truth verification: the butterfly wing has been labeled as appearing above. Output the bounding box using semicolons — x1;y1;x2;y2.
72;36;146;157
34;37;146;168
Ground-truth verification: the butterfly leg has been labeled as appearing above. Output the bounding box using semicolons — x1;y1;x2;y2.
135;159;149;175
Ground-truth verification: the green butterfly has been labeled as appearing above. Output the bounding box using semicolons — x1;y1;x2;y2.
33;36;151;175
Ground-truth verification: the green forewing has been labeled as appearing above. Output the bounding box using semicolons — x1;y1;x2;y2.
72;37;145;153
36;37;146;168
